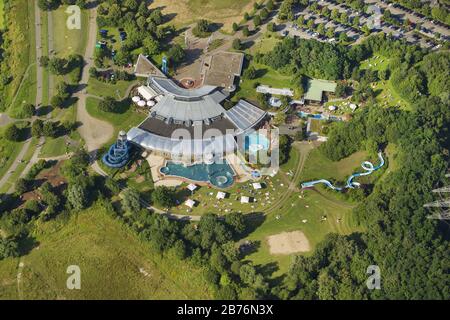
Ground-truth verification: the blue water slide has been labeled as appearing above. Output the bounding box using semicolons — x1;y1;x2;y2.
301;152;385;191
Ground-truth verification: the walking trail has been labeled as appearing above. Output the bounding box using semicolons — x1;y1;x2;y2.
75;7;113;152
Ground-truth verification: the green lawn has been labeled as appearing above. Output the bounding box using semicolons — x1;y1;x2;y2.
166;173;289;216
0;205;214;299
150;0;255;31
86;97;146;136
0;137;37;194
4;0;36;113
87;79;138;100
39;136;68;158
40;10;50;105
0;127;26;182
299;149;370;183
233;62;293;103
244;189;359;276
360;54;410;110
243;147;374;276
0;0;5;29
9;65;37;119
52;6;89;57
248;33;282;55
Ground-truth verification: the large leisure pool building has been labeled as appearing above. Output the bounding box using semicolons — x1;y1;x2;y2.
127;76;268;164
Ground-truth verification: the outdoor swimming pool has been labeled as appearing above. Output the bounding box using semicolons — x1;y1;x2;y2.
160;161;235;188
245;133;270;153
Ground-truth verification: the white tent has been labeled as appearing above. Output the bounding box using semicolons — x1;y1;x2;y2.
132;96;141;103
185;199;196;208
216;192;226;200
187;184;197;192
137;100;146;107
147;100;156;107
241;196;250;204
328;105;336;111
350;103;358;111
137;85;156;101
252;183;262;190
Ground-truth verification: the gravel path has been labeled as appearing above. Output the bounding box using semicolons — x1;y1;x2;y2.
75;7;114;152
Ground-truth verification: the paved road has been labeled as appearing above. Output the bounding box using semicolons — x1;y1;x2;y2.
75;7;114;152
365;0;450;38
47;10;55;99
0;0;45;193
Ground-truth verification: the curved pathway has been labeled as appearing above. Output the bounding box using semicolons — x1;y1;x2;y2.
265;142;314;215
75;7;113;152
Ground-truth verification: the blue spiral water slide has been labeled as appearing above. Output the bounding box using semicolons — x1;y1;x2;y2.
301;152;385;191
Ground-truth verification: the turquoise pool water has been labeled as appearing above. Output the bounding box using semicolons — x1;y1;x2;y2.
245;133;270;152
160;161;235;188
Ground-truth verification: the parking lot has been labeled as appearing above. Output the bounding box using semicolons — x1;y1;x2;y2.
279;0;448;50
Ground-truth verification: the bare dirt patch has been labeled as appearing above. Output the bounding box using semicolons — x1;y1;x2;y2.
267;231;311;255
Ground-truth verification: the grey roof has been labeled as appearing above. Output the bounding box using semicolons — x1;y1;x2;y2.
149;77;217;100
127;127;236;157
139;116;236;138
226;100;267;133
150;94;227;122
134;54;166;78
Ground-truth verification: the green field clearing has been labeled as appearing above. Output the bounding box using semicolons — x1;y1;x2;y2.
243;147;368;276
0;205;214;299
0;137;37;194
87;78;138;100
0;0;5;29
244;189;359;276
39;137;68;158
9;65;37;119
248;33;282;55
52;6;89;57
233;62;293;103
85;97;147;148
360;54;410;110
279;144;301;175
151;0;256;31
0;126;26;182
4;1;36;113
40;10;50;105
167;173;289;216
299;149;370;183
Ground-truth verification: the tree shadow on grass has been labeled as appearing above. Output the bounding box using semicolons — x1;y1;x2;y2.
241;40;255;50
18;235;40;256
240;212;266;238
256;68;268;78
36;105;53;117
112;98;132;115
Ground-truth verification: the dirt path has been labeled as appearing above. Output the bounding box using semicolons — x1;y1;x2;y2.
75;7;114;152
265;142;314;215
16;259;25;300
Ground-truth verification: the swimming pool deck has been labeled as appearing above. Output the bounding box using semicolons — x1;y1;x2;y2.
146;153;183;187
146;151;256;188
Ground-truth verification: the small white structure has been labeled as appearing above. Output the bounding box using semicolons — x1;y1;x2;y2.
147;100;156;107
216;192;226;200
187;184;198;192
328;105;337;111
269;97;282;108
252;183;262;190
256;85;294;97
350;103;358;111
137;100;146;107
137;85;157;101
185;199;196;208
241;196;250;204
132;96;141;103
